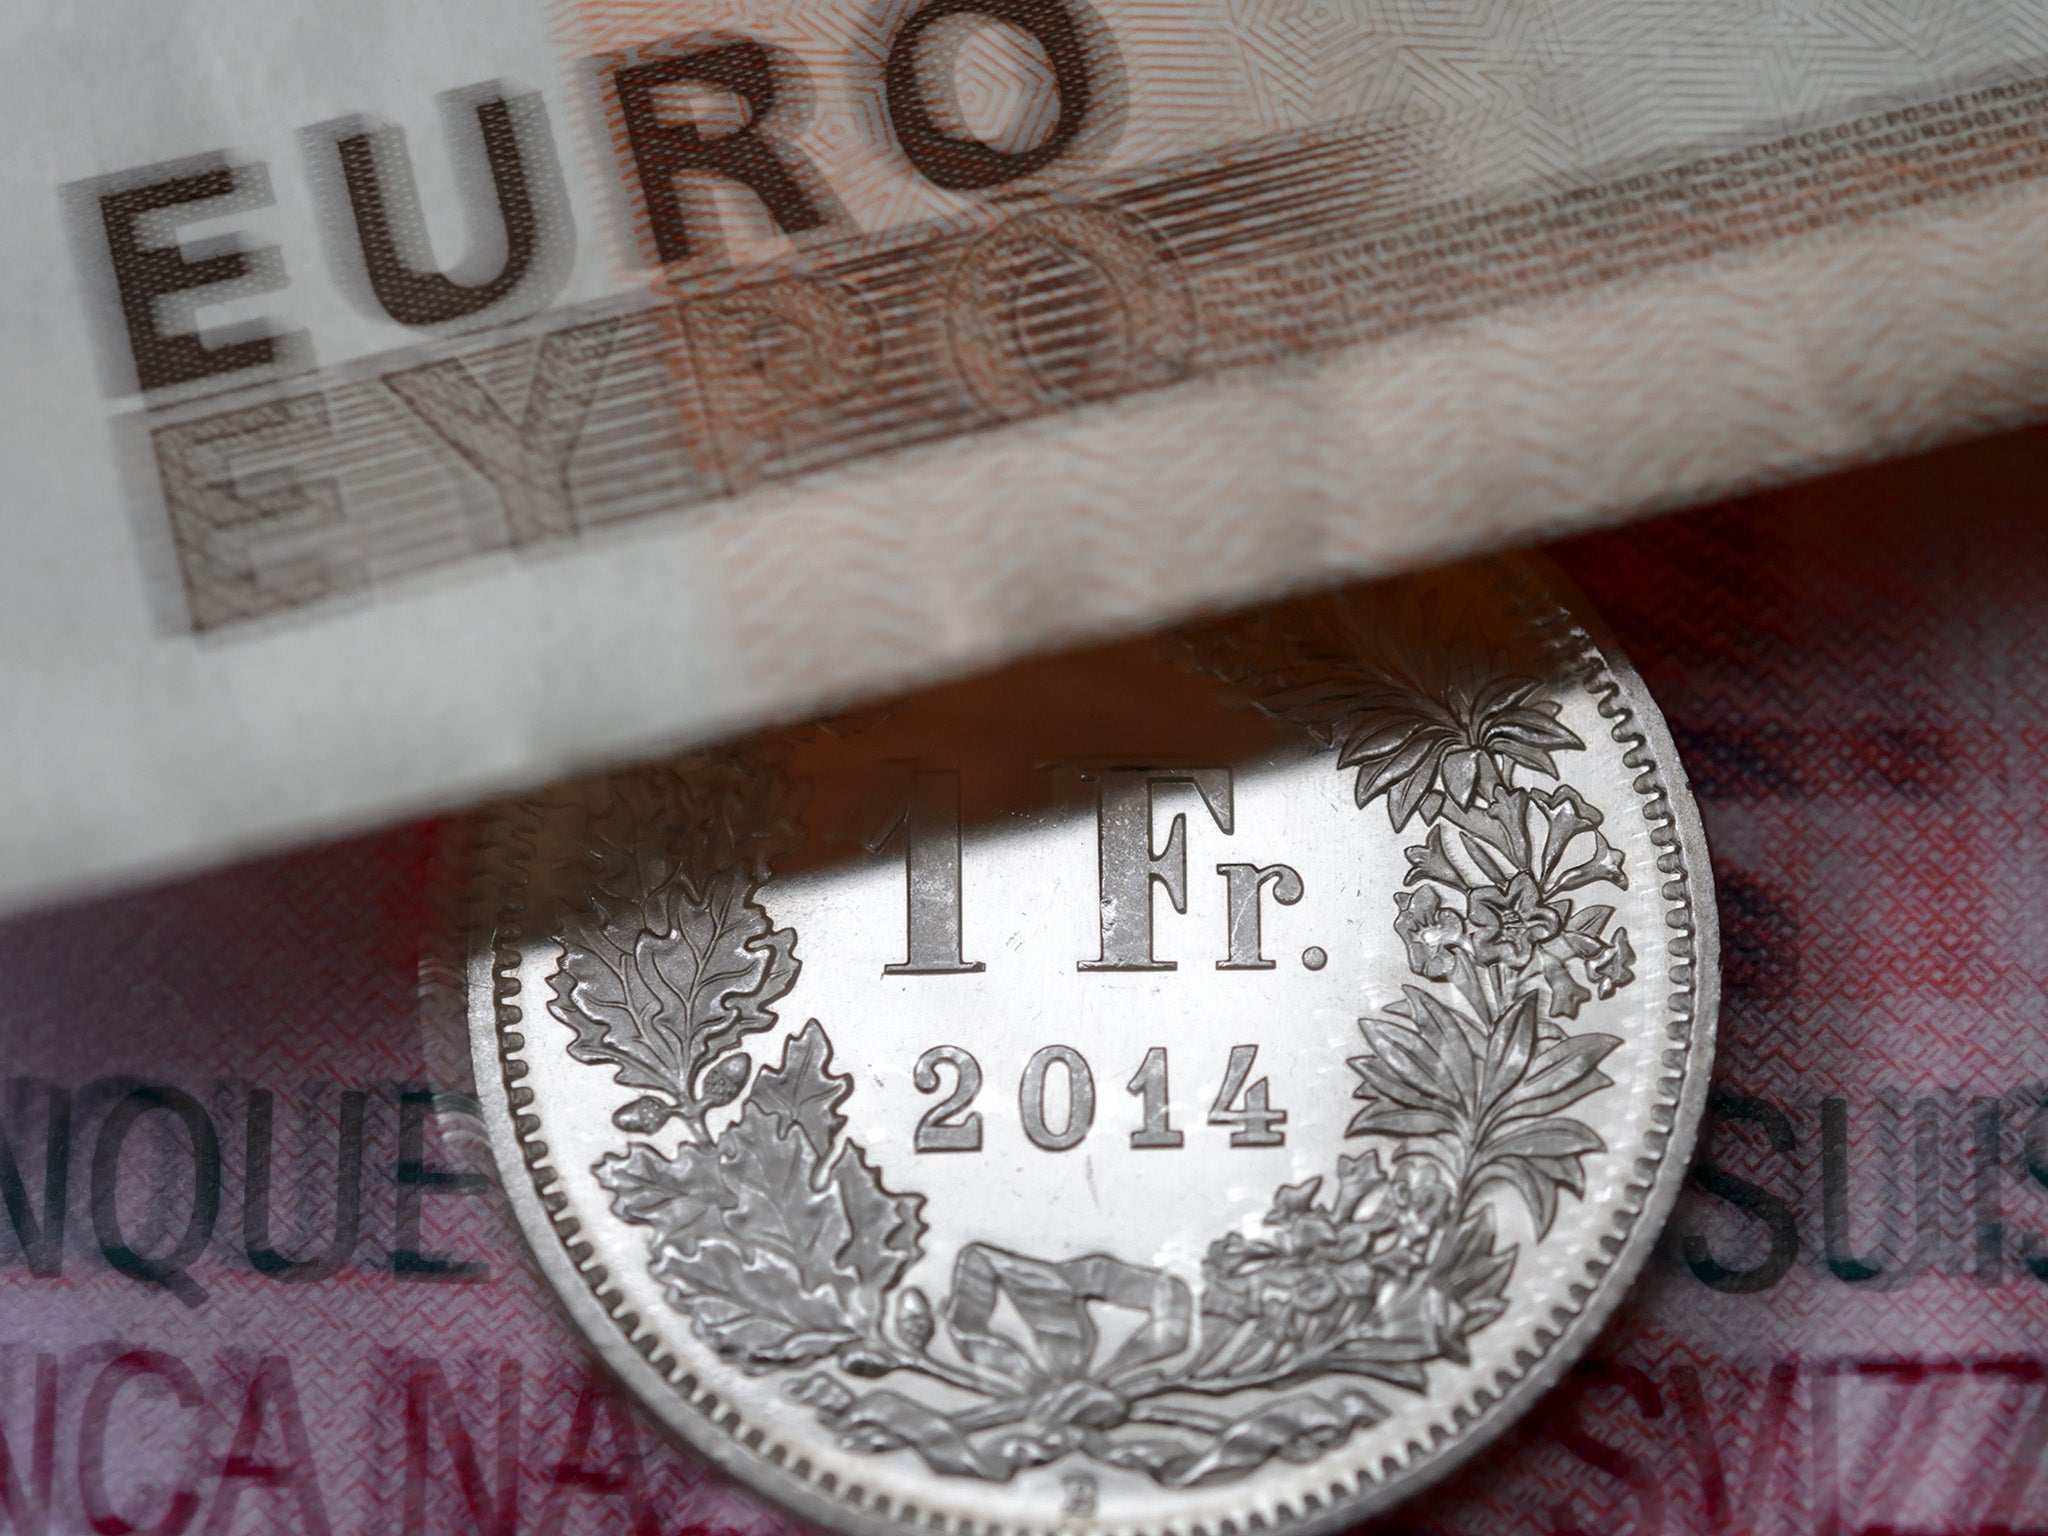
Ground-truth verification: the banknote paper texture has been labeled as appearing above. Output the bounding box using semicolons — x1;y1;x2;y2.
2;444;2047;1533
6;0;2048;912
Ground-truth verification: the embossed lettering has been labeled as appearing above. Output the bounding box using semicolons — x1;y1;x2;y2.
913;1047;984;1152
872;769;984;976
1125;1047;1181;1149
943;203;1191;421
210;1356;333;1536
0;1353;54;1536
2027;1096;2048;1282
542;1372;659;1536
394;1090;489;1282
683;276;878;495
1019;1045;1093;1151
883;0;1103;191
333;90;569;328
151;394;352;630
1821;1096;1889;1283
1215;862;1303;971
1060;1473;1098;1517
1207;1044;1286;1147
244;1088;365;1282
95;157;300;392
78;1351;204;1536
403;1358;522;1536
0;1083;68;1278
1683;1090;1799;1293
90;1086;221;1308
1974;1097;2004;1287
1078;768;1232;972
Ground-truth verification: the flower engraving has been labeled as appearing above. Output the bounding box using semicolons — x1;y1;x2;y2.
1393;887;1464;980
1467;874;1561;967
1207;600;1637;1313
1314;670;1584;830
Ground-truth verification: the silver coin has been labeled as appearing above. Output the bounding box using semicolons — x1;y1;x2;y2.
469;557;1717;1535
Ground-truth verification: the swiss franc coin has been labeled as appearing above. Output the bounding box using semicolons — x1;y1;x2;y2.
470;559;1717;1534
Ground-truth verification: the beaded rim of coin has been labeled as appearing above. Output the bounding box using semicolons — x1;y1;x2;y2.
470;558;1717;1536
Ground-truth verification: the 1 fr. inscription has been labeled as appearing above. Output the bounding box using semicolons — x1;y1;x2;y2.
874;762;1311;974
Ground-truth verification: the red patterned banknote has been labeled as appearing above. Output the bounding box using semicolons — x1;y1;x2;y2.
2;427;2046;1534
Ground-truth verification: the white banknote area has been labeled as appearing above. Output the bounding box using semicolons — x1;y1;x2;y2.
1;0;2046;911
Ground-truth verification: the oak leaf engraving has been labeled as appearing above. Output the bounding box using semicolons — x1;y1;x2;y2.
554;870;797;1101
600;1024;925;1373
751;1018;851;1155
829;1140;926;1332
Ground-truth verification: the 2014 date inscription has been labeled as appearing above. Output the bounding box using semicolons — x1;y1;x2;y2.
911;1042;1287;1153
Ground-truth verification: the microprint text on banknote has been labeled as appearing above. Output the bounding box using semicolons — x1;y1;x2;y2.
55;0;2048;632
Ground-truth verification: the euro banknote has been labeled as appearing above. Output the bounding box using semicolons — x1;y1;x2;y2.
2;426;2046;1533
8;0;2048;912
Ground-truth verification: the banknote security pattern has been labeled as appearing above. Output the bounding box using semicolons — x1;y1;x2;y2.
62;16;2048;631
79;0;1125;398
